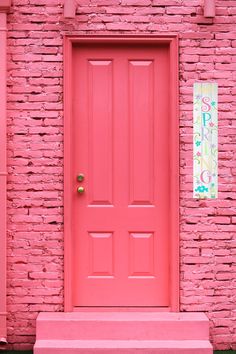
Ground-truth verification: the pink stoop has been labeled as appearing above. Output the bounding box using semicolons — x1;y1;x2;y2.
34;312;213;353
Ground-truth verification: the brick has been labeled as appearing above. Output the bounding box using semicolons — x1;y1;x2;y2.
122;0;151;5
6;0;236;351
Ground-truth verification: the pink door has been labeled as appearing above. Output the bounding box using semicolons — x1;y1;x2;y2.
71;43;170;307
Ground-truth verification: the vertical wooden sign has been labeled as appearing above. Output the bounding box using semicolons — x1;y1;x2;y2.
193;82;218;199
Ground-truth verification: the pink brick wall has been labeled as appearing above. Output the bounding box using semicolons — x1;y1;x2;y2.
6;0;236;350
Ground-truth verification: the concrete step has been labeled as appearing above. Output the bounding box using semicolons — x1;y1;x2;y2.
35;312;210;340
34;339;213;353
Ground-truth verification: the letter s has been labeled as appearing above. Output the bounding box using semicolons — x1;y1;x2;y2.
202;97;211;112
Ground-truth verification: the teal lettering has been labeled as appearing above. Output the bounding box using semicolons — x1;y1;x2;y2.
202;112;211;126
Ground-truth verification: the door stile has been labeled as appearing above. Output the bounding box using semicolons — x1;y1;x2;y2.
64;37;73;311
169;37;179;312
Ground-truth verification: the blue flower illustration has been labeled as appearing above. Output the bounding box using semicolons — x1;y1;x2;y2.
195;140;201;147
195;185;209;193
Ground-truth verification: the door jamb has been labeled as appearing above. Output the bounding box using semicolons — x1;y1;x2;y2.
64;35;179;312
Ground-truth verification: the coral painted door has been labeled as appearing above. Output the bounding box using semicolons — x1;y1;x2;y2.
72;43;170;306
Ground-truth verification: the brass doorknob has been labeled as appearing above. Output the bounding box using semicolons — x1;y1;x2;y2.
77;186;85;194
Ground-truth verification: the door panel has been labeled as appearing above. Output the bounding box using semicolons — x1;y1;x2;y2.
87;60;113;205
129;60;154;205
71;43;170;306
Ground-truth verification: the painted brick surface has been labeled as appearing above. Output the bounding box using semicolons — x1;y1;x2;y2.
6;0;236;351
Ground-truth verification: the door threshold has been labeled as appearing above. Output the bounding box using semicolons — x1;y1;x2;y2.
73;307;171;312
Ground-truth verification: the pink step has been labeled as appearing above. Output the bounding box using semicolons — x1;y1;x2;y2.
34;339;213;353
35;312;210;340
34;312;213;354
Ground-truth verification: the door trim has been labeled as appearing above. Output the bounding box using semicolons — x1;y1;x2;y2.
0;3;11;343
64;35;179;312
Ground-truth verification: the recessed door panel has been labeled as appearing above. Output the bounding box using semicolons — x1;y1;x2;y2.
129;60;154;205
88;60;113;205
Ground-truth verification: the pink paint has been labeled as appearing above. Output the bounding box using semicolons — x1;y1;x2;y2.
3;0;236;351
72;40;171;306
0;0;11;345
34;312;212;353
0;0;11;12
35;343;212;354
204;0;216;18
64;0;76;19
35;312;211;341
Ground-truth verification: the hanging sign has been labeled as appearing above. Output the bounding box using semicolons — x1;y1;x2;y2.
193;82;218;199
